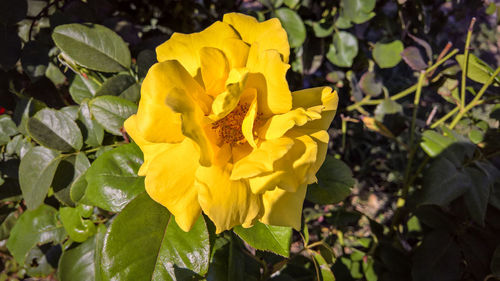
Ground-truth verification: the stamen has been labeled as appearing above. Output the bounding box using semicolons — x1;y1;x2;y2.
212;103;251;145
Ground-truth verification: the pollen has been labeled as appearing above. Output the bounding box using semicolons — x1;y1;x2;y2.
211;103;251;145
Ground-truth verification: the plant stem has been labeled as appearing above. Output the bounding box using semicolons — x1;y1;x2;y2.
449;66;500;129
460;18;476;109
430;106;459;128
409;71;426;148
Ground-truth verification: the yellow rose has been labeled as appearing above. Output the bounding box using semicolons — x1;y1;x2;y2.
124;13;338;233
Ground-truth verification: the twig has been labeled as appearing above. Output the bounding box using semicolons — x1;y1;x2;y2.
426;105;438;126
460;18;476;109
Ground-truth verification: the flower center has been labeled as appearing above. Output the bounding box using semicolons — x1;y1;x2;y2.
211;103;250;145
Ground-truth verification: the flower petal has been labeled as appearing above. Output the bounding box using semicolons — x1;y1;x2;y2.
241;88;258;148
223;13;290;63
257;107;322;140
246;134;317;193
196;163;263;233
260;184;307;230
123;115;166;176
230;137;294;183
144;138;201;232
166;87;213;166
200;47;229;97
156;21;240;76
246;46;292;116
136;60;209;143
210;68;249;120
291;87;339;133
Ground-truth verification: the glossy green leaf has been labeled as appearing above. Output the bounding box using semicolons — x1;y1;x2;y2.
312;21;335;38
78;101;104;147
234;221;292;257
52;23;131;72
60;207;96;242
52;153;91;206
45;62;67;86
275;8;306;48
5;134;32;158
19;146;61;210
0;115;18;145
58;233;96;281
69;74;100;104
27;108;83;152
89;95;137;136
84;143;144;212
0;211;19;240
306;156;354;205
456;54;500;85
101;192;210;281
24;245;58;277
420;130;455;157
463;167;490;226
13;97;46;136
342;0;376;24
95;74;139;101
6;205;66;265
312;251;335;281
326;31;358;68
373;40;404;68
60;105;80;121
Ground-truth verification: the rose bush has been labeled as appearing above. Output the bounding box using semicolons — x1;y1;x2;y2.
124;13;338;233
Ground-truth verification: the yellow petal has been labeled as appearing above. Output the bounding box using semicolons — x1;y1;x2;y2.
136;60;209;143
260;184;307;230
156;21;240;76
231;137;294;183
291;87;339;134
196;163;263;233
210;69;249;120
223;13;290;63
246;134;317;193
144;138;201;232
246;46;292;116
124;115;167;176
166;87;213;166
241;88;258;148
200;47;229;97
257;107;322;140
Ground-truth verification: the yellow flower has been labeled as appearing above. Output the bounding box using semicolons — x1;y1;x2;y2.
124;13;338;233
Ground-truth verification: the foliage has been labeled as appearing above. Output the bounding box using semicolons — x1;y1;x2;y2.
0;0;499;280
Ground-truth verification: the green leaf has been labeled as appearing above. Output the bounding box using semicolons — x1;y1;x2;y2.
13;97;46;136
401;46;428;71
52;153;91;207
60;207;96;242
89;95;137;136
69;74;100;104
60;105;80;121
312;21;335;38
456;54;500;85
326;31;358;68
359;71;383;97
19;146;61;210
420;157;471;206
275;8;306;48
95;74;138;100
78;101;104;147
306;156;354;205
27;108;83;152
463;167;490;226
373;40;404;69
374;98;403;121
6;205;66;265
24;245;58;277
420;130;455;157
6;134;32;158
52;23;131;72
58;233;96;281
84;143;144;212
234;221;292;257
137;49;157;78
411;230;461;281
101;192;210;281
45;62;67;86
0;115;18;145
312;251;335;281
0;211;19;240
342;0;376;24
